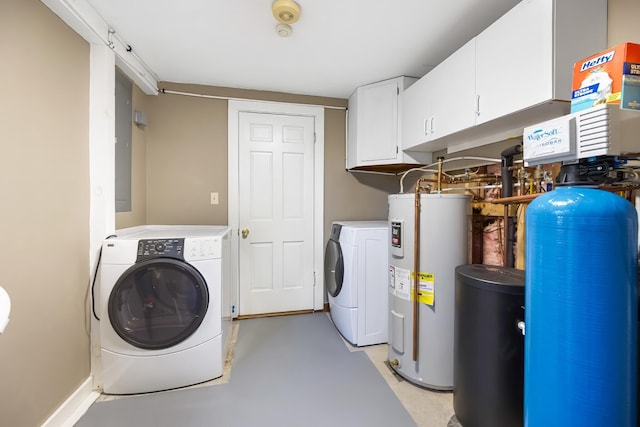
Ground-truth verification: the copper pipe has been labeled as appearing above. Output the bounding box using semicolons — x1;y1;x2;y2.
599;184;640;192
450;177;500;184
625;190;635;203
516;204;527;269
488;184;640;205
454;173;500;180
412;178;432;362
413;178;440;184
413;188;420;361
487;193;541;205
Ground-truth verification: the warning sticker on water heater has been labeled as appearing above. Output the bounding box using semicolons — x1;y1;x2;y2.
389;265;411;301
412;272;435;306
389;266;434;304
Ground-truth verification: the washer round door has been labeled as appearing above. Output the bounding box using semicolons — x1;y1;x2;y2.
324;239;344;298
108;258;209;350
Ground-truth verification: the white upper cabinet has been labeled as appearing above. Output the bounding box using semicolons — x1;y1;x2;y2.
475;0;553;124
403;39;476;150
403;0;607;153
347;76;431;170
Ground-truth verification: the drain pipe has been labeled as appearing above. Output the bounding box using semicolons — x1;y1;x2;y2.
501;144;522;268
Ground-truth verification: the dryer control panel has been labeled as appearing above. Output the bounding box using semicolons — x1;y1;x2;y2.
136;238;185;261
329;223;342;241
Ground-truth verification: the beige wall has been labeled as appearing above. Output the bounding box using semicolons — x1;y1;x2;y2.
144;84;229;226
0;1;90;426
143;82;396;237
322;108;398;235
608;0;640;46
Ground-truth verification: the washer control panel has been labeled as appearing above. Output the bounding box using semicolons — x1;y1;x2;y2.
136;238;185;261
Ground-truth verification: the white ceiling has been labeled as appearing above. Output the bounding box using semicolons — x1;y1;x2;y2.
85;0;521;99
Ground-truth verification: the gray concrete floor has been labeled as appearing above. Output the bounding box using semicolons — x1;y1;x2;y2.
97;315;455;426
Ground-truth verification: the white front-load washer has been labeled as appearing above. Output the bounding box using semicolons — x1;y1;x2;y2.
324;221;389;346
98;225;231;394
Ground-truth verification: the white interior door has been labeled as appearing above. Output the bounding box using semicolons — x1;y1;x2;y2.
238;112;315;316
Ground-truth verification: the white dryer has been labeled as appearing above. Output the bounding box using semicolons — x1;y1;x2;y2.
324;221;389;346
98;225;232;394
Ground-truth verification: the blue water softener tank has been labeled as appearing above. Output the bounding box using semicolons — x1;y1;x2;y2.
525;186;638;426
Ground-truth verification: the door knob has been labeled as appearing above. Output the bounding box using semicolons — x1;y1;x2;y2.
241;228;250;239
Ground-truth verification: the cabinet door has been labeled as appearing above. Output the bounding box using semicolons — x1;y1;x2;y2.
429;38;477;139
403;40;476;150
356;80;399;164
475;0;553;125
402;75;431;150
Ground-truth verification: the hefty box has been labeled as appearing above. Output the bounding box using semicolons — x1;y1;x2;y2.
571;42;640;112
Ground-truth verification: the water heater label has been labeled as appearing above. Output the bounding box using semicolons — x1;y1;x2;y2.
389;265;411;301
412;272;435;306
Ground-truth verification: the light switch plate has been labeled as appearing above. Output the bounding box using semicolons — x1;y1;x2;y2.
210;192;219;205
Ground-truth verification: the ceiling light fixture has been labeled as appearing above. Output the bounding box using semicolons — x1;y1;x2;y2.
272;0;301;24
272;0;301;37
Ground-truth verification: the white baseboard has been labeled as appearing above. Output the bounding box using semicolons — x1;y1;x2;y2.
41;377;100;427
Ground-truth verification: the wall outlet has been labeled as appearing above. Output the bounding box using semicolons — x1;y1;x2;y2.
210;192;219;205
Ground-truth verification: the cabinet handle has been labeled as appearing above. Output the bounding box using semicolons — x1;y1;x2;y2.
423;118;429;135
475;95;481;116
430;117;434;134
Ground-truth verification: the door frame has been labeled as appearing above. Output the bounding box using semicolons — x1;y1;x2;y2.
228;100;325;314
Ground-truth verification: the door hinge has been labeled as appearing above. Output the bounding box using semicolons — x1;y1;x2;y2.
313;272;316;287
314;132;317;143
396;146;399;154
397;86;400;95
